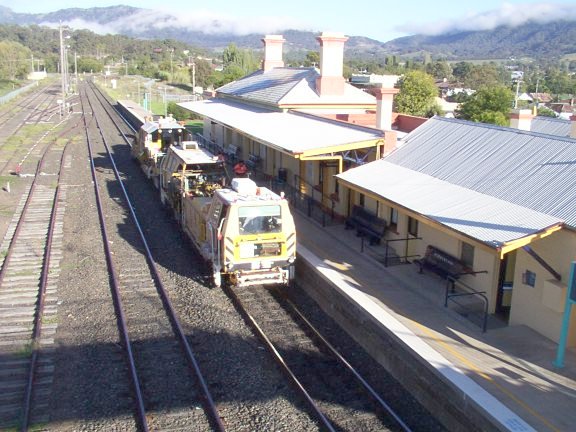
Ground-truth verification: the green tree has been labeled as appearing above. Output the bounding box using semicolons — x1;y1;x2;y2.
463;64;507;90
0;40;31;80
537;106;557;117
426;61;452;80
456;86;514;126
303;51;320;67
219;43;259;86
394;70;441;117
77;57;103;73
452;61;472;83
167;101;191;121
191;58;214;88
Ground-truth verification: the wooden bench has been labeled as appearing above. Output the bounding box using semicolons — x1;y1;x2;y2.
414;245;474;280
345;205;387;245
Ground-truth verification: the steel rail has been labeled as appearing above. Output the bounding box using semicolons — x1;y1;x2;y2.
0;103;83;430
80;87;150;432
225;286;337;432
283;296;413;432
86;81;226;431
0;89;57;175
20;139;71;432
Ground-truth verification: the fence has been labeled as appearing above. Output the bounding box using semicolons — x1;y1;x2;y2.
0;81;39;106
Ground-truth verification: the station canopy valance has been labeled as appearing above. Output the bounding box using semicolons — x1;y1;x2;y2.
179;99;385;158
337;160;564;255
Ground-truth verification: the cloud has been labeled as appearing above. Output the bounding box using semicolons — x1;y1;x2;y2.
43;8;312;36
40;19;119;34
396;2;576;36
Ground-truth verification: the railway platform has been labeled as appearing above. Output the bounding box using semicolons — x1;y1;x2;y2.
293;211;576;432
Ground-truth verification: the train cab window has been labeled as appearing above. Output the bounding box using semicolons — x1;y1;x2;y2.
238;205;282;234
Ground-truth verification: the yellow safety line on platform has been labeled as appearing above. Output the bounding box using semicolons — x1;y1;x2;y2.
414;322;561;432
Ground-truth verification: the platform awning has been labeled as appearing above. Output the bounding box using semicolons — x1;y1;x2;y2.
179;99;385;158
337;160;564;256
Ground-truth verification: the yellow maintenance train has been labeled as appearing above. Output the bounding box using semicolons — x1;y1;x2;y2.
122;103;296;287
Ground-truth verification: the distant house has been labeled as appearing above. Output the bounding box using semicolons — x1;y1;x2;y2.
549;102;575;120
529;92;553;104
337;113;576;345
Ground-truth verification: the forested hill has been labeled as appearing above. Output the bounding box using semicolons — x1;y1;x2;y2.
383;20;576;59
0;5;575;60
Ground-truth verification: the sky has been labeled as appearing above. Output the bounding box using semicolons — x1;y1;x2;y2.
1;1;576;42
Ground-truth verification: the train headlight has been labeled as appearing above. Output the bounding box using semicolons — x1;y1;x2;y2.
239;243;255;258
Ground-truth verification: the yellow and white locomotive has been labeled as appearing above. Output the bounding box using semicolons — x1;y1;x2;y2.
132;114;191;186
158;140;228;215
129;108;296;288
182;178;296;287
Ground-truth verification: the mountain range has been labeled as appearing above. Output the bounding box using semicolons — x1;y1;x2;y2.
1;5;575;60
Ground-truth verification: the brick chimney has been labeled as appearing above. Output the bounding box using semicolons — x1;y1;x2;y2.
373;85;399;131
509;109;534;131
315;32;348;96
571;115;576;139
262;35;285;72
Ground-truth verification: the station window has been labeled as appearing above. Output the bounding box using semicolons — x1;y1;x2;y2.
359;193;365;207
407;216;418;237
389;208;398;231
461;242;475;267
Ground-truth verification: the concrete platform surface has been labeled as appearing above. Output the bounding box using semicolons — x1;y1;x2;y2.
294;211;576;432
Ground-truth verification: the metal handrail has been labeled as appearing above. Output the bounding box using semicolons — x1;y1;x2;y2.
445;276;489;333
383;237;422;267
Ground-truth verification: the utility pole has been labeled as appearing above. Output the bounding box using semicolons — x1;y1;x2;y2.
74;52;78;92
164;86;167;117
59;23;65;118
192;61;196;91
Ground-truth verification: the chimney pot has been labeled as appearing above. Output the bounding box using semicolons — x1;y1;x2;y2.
262;35;285;72
509;109;533;131
315;32;348;96
372;85;399;131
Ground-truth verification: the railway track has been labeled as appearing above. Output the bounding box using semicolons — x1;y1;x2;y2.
0;129;72;429
81;81;224;431
85;81;443;431
227;283;413;432
0;82;69;176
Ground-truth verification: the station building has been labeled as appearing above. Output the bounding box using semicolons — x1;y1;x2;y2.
179;31;576;347
337;113;576;346
179;32;407;218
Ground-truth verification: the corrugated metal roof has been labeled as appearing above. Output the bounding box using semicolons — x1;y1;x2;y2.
530;116;571;137
386;117;576;228
336;160;563;247
217;68;314;105
178;99;384;155
216;67;375;107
